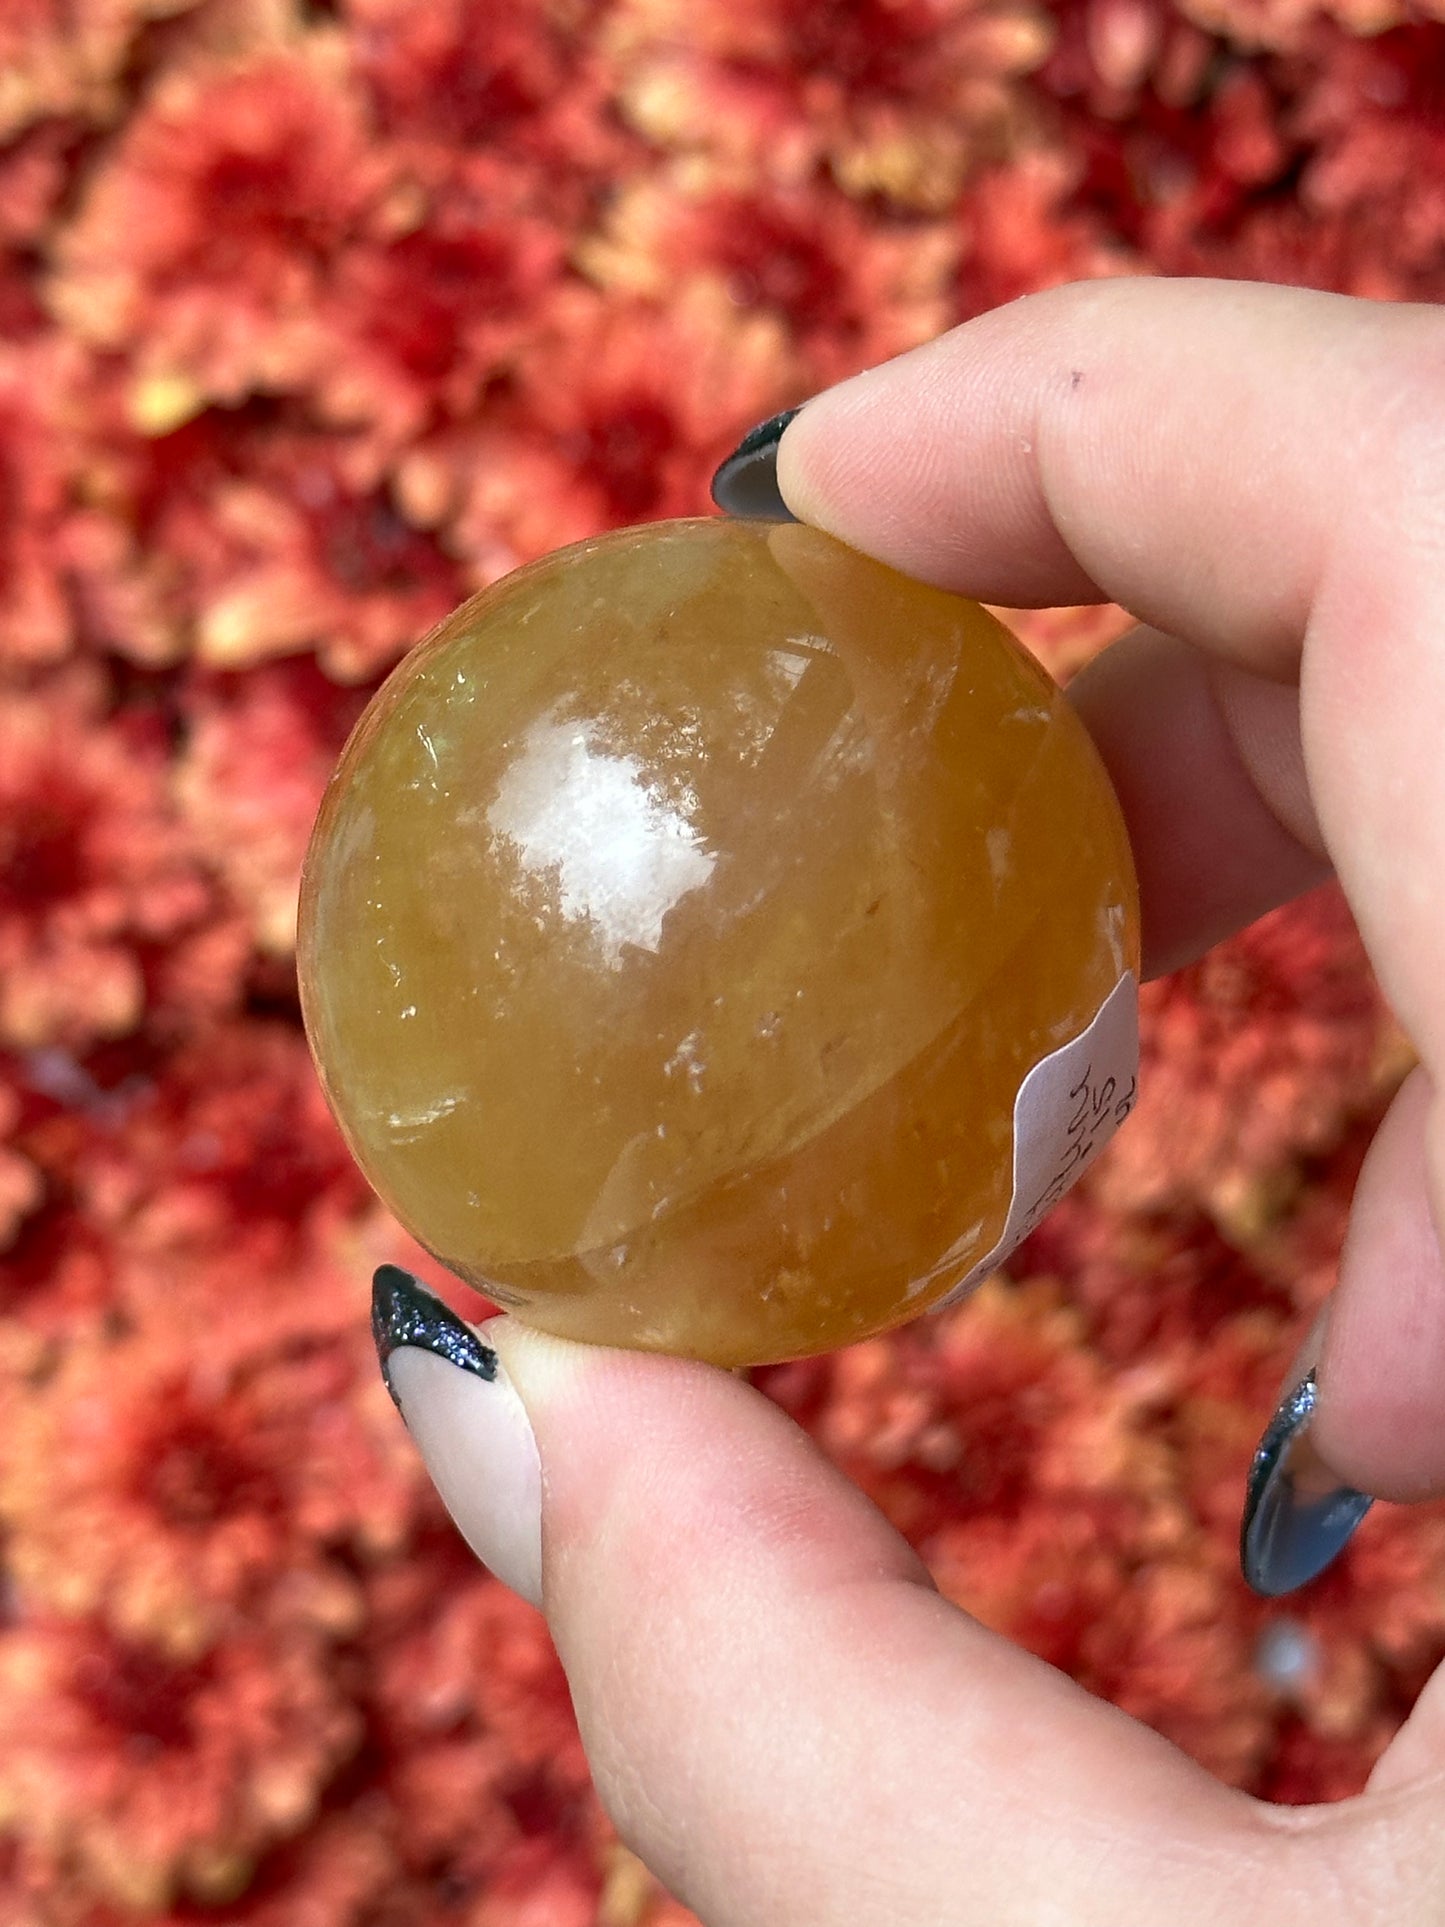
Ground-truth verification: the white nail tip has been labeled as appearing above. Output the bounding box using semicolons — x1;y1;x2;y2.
387;1344;544;1609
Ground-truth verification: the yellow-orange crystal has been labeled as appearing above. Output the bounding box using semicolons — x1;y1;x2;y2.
298;518;1139;1365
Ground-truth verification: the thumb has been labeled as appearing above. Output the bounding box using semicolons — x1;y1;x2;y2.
371;1269;1357;1927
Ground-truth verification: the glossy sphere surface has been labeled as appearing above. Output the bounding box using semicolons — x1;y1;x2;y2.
299;519;1138;1365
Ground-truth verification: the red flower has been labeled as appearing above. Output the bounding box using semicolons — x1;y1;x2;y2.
0;341;91;668
0;1320;413;1658
0;668;220;1050
607;0;1055;209
951;150;1137;317
0;0;1438;1894
1175;0;1409;56
362;1558;603;1922
0;1049;135;1365
578;166;960;386
0;1070;43;1252
1035;7;1445;303
399;285;795;570
0;119;81;339
69;396;459;675
375;1575;587;1786
1091;884;1407;1234
1290;24;1445;300
0;340;206;673
183;1811;413;1927
67;1019;372;1339
312;160;569;450
1040;0;1216;111
0;0;142;142
789;1278;1177;1542
1035;0;1303;266
181;445;465;683
175;659;375;957
346;0;633;221
51;49;386;408
0;1611;360;1910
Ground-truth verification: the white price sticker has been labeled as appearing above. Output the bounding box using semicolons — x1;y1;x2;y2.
932;970;1140;1311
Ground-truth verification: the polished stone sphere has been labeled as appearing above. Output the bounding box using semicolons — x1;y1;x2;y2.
298;518;1139;1366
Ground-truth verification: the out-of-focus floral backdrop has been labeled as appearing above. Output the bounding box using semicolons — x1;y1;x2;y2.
1;0;1443;1918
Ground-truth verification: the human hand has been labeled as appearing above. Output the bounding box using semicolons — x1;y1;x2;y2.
374;279;1445;1924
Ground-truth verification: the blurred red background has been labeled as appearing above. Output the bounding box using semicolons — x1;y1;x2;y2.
1;0;1443;1919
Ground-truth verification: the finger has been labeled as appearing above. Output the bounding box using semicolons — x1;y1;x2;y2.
463;1317;1329;1927
1313;1067;1445;1501
1237;1078;1445;1589
778;278;1445;1507
775;277;1427;667
375;1292;1429;1925
1065;624;1328;976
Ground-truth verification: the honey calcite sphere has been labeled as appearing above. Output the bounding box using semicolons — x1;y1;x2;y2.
299;518;1139;1367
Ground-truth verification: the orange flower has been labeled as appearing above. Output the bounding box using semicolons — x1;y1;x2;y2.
0;1072;43;1253
400;285;795;570
51;48;386;410
1092;884;1408;1234
0;1611;360;1910
578;166;960;386
0;0;148;142
1290;24;1445;299
313;159;568;450
0;668;221;1050
178;442;464;683
0;119;77;341
68;1020;370;1319
0;1320;412;1658
0;341;93;668
175;660;375;955
607;0;1055;209
952;150;1136;317
0;1191;116;1367
189;1811;411;1927
363;1558;604;1923
346;0;633;216
1176;0;1409;56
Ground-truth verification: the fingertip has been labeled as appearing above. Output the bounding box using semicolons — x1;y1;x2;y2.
493;1318;927;1594
1313;1067;1445;1503
384;1320;545;1609
773;310;1105;605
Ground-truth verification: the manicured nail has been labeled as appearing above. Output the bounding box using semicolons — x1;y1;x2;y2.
711;407;802;521
372;1265;543;1608
1240;1369;1373;1597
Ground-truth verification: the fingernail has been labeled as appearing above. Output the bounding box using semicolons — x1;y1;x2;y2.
372;1265;543;1609
1240;1368;1373;1597
711;407;802;521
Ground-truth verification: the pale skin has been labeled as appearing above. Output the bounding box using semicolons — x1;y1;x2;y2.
477;280;1445;1924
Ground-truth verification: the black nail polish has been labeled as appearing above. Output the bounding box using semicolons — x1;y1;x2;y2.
371;1265;498;1412
710;407;802;521
1240;1371;1373;1597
